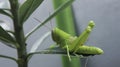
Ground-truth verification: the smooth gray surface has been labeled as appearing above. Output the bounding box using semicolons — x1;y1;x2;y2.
0;0;120;67
73;0;120;67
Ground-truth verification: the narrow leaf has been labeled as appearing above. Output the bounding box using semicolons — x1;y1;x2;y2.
0;26;17;48
30;31;51;53
0;41;16;48
0;54;17;62
18;0;44;24
0;9;12;17
26;0;74;39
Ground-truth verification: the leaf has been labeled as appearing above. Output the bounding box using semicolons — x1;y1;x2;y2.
30;31;51;53
0;54;17;62
0;9;12;17
0;26;17;48
25;0;74;39
18;0;44;24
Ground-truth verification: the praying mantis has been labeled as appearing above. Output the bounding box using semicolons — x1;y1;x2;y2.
33;18;103;60
51;21;103;60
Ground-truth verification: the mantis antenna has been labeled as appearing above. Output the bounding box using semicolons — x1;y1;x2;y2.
34;18;51;30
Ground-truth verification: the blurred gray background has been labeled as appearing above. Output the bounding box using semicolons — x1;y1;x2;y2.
0;0;120;67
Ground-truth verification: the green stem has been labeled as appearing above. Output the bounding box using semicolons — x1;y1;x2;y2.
52;0;81;67
9;0;28;67
27;49;68;62
27;47;81;62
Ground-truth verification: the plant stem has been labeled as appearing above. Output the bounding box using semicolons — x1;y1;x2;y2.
9;0;28;67
52;0;81;67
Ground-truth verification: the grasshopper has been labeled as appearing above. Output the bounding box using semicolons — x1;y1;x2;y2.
51;21;103;60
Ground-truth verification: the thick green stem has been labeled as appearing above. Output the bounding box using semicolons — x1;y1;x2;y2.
9;0;28;67
52;0;81;67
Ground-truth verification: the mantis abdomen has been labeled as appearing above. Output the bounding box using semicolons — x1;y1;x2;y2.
76;46;103;55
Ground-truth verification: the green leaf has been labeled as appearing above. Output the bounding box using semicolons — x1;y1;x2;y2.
18;0;44;24
0;26;17;48
25;0;74;39
0;9;12;17
30;31;51;53
0;54;17;62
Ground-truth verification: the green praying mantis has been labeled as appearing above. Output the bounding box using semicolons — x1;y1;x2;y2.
51;21;103;60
